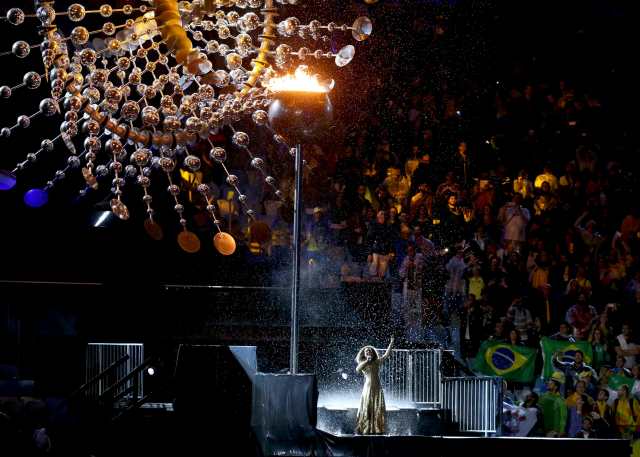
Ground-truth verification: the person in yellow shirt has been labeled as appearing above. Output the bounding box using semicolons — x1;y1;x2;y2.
574;265;592;293
565;380;594;409
534;165;558;192
613;384;640;439
468;267;485;301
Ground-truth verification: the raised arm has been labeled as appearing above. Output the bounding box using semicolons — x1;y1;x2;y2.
379;337;395;363
551;351;569;370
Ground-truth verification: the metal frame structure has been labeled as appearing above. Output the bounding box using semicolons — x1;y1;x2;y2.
85;342;144;400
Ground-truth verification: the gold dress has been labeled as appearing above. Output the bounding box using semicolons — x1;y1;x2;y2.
355;346;388;434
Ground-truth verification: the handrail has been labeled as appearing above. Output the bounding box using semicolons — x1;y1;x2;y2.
70;354;130;399
99;356;154;401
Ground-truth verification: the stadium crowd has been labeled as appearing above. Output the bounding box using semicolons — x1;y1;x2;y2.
241;34;640;440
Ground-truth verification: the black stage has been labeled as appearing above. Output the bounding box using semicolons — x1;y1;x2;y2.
313;433;631;457
102;413;632;457
3;345;631;457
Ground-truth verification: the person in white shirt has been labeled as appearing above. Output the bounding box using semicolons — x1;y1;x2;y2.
498;193;530;251
615;324;640;370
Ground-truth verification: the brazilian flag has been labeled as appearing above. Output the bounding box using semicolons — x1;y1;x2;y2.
472;341;538;382
540;337;593;379
608;374;634;391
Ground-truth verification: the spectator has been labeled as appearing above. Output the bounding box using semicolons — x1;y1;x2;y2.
620;208;640;246
410;184;434;218
534;165;559;192
566;380;594;409
574;211;604;254
508;328;523;346
498;193;531;252
613;384;640;439
351;184;373;216
304;207;330;267
404;145;421;179
559;161;579;197
593;389;615;438
506;298;533;343
480;300;497;339
552;349;598;390
522;392;545;437
529;252;551;291
539;372;568;436
440;193;471;246
631;364;640;400
513;170;534;201
566;293;597;340
412;225;435;257
589;327;611;371
489;320;508;342
528;316;545;348
533;181;558;216
436;171;461;201
566;394;591;437
574;415;597;438
468;267;485;302
615;323;639;370
534;283;559;328
367;210;395;278
550;322;575;342
609;354;632;377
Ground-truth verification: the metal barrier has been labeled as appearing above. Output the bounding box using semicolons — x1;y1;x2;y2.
378;349;453;408
85;343;144;400
442;376;502;436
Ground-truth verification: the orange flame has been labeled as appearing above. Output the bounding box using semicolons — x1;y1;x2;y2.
266;66;331;93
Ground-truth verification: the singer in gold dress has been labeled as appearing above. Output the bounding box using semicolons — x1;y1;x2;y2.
354;337;394;434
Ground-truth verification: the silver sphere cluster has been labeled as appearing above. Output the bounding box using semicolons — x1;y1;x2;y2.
0;0;372;254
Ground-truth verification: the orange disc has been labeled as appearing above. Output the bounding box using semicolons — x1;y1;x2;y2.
110;199;130;221
214;232;236;256
144;219;164;241
177;230;201;253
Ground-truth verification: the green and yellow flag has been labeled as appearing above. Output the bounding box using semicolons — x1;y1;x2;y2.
540;337;593;379
472;341;538;382
608;374;634;391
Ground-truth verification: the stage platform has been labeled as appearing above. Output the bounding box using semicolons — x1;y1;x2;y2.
318;405;445;436
312;432;631;457
43;397;632;457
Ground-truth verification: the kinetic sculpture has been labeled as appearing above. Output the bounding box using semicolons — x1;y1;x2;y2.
0;0;372;253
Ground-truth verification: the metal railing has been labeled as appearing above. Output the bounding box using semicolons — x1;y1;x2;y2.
378;349;453;408
85;343;144;400
442;376;502;436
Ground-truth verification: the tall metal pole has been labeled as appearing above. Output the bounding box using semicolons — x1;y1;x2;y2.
290;143;303;374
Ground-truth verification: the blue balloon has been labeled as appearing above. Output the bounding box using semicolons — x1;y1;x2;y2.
24;188;49;208
0;169;17;191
